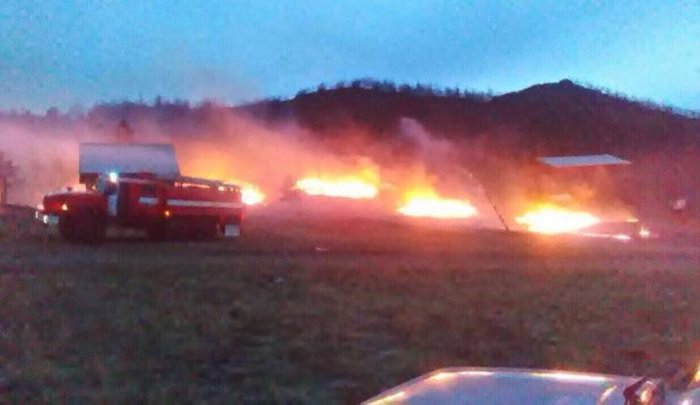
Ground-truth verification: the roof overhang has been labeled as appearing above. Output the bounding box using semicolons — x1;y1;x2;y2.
537;154;630;168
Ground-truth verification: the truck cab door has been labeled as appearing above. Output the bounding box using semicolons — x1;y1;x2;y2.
96;174;119;217
107;191;118;217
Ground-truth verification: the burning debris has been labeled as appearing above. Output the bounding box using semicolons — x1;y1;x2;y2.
507;153;647;239
516;205;600;234
227;181;265;205
241;185;265;205
293;177;379;199
397;189;477;219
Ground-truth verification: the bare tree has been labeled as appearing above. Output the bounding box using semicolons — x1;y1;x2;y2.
0;151;18;205
114;119;134;143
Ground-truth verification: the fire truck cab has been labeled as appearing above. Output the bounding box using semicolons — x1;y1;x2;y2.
35;143;244;242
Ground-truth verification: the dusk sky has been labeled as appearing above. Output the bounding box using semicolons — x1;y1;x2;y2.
1;0;698;112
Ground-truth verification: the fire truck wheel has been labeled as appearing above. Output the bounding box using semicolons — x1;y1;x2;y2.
193;219;218;240
73;211;106;243
147;222;167;241
58;215;76;241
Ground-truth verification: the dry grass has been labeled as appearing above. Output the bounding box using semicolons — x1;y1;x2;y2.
2;213;700;403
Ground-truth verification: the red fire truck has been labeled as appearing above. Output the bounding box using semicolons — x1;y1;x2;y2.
35;143;244;242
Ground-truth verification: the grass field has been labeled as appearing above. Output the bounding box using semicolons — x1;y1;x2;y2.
2;212;700;403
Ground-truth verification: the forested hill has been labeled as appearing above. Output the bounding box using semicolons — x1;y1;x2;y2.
241;79;700;157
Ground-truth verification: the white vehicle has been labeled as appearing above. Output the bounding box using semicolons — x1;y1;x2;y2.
364;367;700;404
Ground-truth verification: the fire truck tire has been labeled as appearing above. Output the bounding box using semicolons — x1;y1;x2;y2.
147;222;167;241
58;215;76;241
193;218;218;240
72;211;106;243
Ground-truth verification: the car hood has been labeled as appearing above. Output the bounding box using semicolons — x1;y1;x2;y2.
363;367;700;404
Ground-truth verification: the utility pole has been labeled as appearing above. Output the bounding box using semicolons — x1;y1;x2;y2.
115;119;134;144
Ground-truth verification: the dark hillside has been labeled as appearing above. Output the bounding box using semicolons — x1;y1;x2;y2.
241;85;490;139
490;80;700;156
241;79;700;159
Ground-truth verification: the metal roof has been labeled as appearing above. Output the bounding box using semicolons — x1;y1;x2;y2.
537;154;630;168
79;143;180;176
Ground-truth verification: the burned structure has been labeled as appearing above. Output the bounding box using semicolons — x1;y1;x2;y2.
529;154;633;214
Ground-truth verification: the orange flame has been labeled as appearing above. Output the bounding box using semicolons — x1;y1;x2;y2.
241;184;265;205
397;189;477;219
516;205;599;234
638;226;651;239
227;181;265;205
692;360;700;385
294;177;379;199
